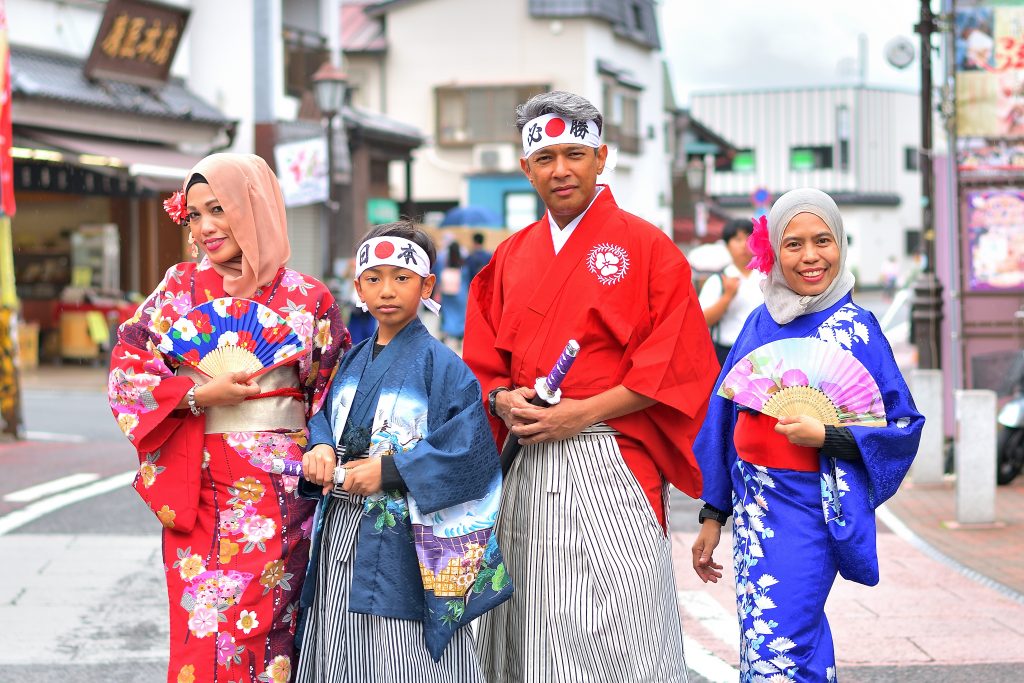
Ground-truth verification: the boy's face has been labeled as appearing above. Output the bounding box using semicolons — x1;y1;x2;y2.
355;265;436;340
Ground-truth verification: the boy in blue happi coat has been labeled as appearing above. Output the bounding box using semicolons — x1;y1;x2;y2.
295;222;511;683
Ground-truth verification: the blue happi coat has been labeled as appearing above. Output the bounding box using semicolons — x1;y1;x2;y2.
694;293;923;682
298;318;512;661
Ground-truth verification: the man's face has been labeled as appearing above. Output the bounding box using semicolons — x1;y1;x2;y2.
520;143;608;225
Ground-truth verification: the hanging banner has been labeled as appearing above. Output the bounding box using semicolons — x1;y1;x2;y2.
274;137;328;207
964;189;1024;291
0;0;15;216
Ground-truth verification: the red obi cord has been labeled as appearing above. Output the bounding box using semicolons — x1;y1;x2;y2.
733;411;819;472
245;387;305;402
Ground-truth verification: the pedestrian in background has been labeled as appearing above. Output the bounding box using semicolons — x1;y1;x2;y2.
107;153;350;683
463;231;492;285
692;188;924;682
698;218;764;365
439;241;467;347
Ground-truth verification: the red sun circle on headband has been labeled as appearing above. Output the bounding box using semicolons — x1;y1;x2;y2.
545;117;566;137
374;241;395;258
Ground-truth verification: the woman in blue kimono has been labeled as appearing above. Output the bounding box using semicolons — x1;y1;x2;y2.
294;221;511;683
691;189;924;682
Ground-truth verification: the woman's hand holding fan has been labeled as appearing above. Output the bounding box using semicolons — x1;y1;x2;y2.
193;371;261;408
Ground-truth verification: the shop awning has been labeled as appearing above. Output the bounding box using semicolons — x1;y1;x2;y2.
14;129;203;192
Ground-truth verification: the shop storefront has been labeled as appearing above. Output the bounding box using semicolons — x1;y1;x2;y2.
9;30;231;363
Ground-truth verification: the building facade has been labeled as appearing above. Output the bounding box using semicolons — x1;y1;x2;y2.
343;0;673;232
690;85;921;285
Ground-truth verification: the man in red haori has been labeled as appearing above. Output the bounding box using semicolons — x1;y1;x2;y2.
464;91;719;683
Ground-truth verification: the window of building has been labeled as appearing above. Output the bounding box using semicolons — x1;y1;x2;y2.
790;146;834;171
835;105;851;172
729;149;756;173
602;80;641;154
436;85;548;146
905;147;920;172
282;26;329;98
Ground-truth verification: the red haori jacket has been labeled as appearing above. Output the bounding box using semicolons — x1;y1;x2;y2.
463;187;719;527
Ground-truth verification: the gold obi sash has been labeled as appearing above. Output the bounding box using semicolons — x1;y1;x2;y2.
177;365;306;434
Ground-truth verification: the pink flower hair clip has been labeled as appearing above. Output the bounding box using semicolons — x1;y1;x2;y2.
163;190;189;225
746;214;774;274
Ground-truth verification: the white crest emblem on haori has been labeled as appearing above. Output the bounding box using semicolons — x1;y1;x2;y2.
586;243;630;285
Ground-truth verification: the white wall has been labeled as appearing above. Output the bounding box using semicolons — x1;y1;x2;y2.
581;23;670;230
380;0;591;204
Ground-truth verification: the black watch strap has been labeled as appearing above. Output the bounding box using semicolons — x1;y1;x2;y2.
488;386;509;417
698;503;730;525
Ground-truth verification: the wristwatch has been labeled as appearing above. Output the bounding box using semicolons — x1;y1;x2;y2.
186;385;204;416
487;386;509;417
698;503;730;526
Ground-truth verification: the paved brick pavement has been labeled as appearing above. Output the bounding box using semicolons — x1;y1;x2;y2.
883;477;1024;599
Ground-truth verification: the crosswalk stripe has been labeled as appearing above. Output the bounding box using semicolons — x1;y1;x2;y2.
24;431;89;443
4;473;101;503
0;470;136;536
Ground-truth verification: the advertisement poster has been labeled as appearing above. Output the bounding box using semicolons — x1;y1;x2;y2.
964;190;1024;290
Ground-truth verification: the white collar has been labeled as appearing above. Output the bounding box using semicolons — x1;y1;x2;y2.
547;186;605;255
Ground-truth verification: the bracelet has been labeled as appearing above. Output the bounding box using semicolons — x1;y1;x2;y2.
186;385;204;416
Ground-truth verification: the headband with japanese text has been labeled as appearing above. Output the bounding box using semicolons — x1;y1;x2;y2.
521;113;601;158
355;236;440;314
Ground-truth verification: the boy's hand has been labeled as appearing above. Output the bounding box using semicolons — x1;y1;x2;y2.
303;444;337;495
342;458;383;497
691;522;724;584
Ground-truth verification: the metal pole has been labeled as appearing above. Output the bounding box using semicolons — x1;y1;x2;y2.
324;112;336;280
911;0;944;370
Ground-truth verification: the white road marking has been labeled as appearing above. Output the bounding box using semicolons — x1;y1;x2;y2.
679;589;741;652
0;470;136;536
683;637;741;682
4;473;101;503
24;431;89;443
678;589;741;680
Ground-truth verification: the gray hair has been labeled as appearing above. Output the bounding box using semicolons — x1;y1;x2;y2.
514;91;603;135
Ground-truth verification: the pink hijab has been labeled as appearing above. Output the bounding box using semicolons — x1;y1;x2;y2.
184;153;290;298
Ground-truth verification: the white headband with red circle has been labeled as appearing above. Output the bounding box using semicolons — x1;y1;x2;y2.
356;237;441;314
521;113;601;158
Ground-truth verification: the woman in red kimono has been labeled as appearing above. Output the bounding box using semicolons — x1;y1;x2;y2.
108;153;349;683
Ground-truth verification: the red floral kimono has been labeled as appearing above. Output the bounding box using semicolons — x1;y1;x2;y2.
108;260;349;683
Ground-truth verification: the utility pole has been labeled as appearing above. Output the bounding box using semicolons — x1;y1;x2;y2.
911;0;944;370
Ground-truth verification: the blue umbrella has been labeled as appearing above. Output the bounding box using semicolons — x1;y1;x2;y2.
439;205;503;228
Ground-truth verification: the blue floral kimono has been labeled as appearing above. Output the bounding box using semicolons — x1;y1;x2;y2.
694;294;923;682
297;318;512;663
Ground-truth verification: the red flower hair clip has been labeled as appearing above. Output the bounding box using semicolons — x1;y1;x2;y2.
163;190;189;225
746;214;774;274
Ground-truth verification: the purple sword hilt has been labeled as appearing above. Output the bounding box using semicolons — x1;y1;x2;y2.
535;339;580;405
270;458;348;484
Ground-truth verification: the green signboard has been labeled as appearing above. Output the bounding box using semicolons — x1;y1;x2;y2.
367;198;400;225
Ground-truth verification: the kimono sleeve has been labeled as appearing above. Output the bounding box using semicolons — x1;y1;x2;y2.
464;255;512;438
108;265;203;532
300;291;350;418
620;239;719;421
393;356;500;514
844;315;924;507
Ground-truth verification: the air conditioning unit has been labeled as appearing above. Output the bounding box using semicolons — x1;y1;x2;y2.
472;143;518;173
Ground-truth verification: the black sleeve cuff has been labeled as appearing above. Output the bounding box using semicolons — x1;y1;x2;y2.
379;454;408;493
821;425;862;461
698;502;730;525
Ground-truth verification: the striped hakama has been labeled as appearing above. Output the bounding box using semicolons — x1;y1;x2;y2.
477;424;689;682
295;490;485;683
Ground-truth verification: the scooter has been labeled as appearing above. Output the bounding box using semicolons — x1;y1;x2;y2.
997;351;1024;485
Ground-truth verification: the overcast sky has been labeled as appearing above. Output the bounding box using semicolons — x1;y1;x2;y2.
659;0;923;103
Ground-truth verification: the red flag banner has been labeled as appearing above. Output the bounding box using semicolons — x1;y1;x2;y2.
0;0;15;217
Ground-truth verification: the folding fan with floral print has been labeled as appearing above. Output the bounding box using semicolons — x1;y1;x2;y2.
161;297;305;378
718;337;886;427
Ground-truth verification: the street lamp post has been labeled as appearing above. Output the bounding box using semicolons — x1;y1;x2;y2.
911;0;944;370
312;61;348;280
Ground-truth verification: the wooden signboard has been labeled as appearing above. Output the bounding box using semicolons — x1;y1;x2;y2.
84;0;189;87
